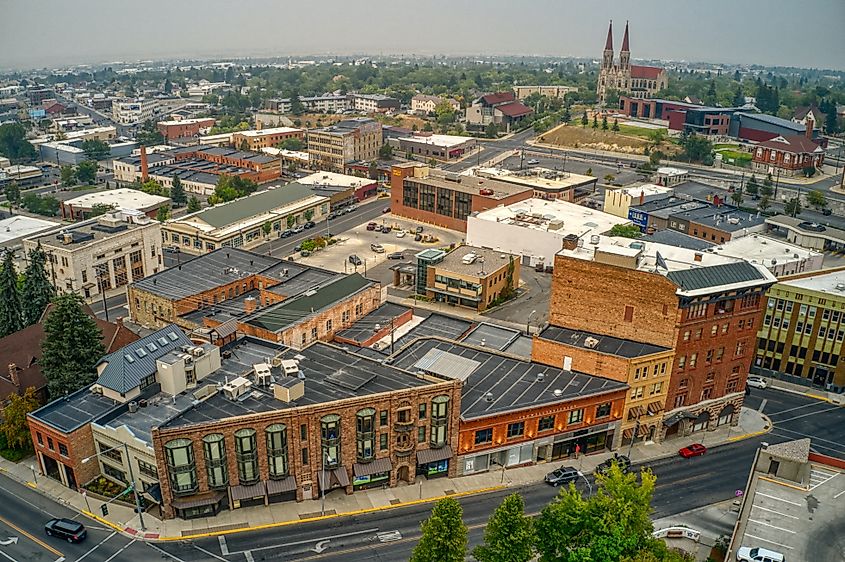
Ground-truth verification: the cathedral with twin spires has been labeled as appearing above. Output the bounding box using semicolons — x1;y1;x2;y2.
596;21;668;105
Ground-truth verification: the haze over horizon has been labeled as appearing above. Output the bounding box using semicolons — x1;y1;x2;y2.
1;0;844;72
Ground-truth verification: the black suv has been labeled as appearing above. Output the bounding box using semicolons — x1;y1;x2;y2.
595;454;631;476
45;518;87;543
544;465;580;487
349;254;363;266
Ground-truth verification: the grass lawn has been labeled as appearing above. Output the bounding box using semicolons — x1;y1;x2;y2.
540;122;680;156
71;184;98;191
717;149;751;161
713;143;742;150
617;123;666;140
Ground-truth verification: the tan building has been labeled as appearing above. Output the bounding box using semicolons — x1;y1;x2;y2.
513;85;578;100
23;212;162;302
596;21;668;105
410;94;460;115
112;97;159;125
422;246;520;312
307;118;382;172
232;127;305;151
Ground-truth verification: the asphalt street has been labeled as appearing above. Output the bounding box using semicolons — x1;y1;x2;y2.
148;387;844;562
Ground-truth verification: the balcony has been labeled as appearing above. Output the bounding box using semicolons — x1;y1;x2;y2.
393;420;415;433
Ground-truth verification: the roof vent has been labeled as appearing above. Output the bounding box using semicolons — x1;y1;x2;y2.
583;337;599;349
536;373;545;382
128;401;138;413
553;389;563;397
836;283;845;292
484;392;494;402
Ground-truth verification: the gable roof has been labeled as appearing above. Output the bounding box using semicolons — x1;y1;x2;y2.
495;102;533;118
793;105;823;122
480;92;516;106
95;325;192;394
757;134;822;154
630;65;664;80
666;261;767;292
190;183;322;229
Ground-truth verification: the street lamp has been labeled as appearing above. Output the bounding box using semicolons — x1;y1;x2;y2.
577;471;593;497
81;443;145;531
320;454;334;516
526;310;537;336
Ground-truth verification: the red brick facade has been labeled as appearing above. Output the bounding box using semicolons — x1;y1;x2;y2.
28;419;99;490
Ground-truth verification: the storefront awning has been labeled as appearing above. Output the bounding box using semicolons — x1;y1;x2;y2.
171;491;225;510
664;411;697;427
144;483;162;504
638;423;651;437
353;457;392;477
329;467;349;488
266;476;297;496
623;427;634;440
231;482;266;501
628;405;646;419
417;445;453;465
647;401;665;415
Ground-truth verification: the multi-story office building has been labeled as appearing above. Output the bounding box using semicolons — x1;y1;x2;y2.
232;127;304;151
23;212;162;301
754;267;845;391
112;98;159;125
306;118;382;172
350;94;400;113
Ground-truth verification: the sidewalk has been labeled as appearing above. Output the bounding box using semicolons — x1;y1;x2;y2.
0;407;770;542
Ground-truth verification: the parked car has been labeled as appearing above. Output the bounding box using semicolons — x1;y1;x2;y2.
304;221;316;229
371;243;385;253
382;206;391;213
293;243;302;252
595;454;631;476
678;443;707;458
822;208;832;216
280;229;293;238
544;465;579;487
45;518;87;543
396;231;406;238
415;226;424;233
382;226;392;234
746;375;768;389
735;546;785;562
414;233;423;241
387;251;404;260
300;250;311;257
366;222;377;231
292;225;304;234
374;224;384;232
347;204;358;212
527;158;540;165
349;254;363;266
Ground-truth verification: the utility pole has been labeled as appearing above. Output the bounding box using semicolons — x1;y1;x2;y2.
97;276;109;321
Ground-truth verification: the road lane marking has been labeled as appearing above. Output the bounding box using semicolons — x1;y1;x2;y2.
102;539;136;562
0;549;20;562
0;513;63;557
218;536;228;555
755;492;801;506
833;489;845;499
757;399;767;412
765;402;823;417
75;530;116;561
145;543;186;562
244;552;255;562
193;545;227;561
229;527;380;555
774;405;842;424
752;505;798;519
744;533;794;550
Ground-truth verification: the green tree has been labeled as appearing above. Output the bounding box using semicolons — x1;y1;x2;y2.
1;387;39;451
581;111;588;127
649;129;666;146
0;250;23;337
170;175;187;206
286;215;296;229
562;106;572;123
187;196;201;213
612;118;620;132
784;197;802;217
536;464;666;562
140;179;167;196
3;182;20;215
473;493;534;562
730;189;743;206
89;203;115;218
485;122;499;138
761;174;774;198
610;224;643;239
758;195;772;213
649;150;663;168
40;293;105;398
745;175;759;197
733;84;745;107
60;165;77;187
678;132;714;164
806;189;827;209
368;160;379;180
136;119;165;146
601;114;609;130
156;205;171;222
378;143;394;159
262;221;272;237
81;139;110;161
278;137;304;151
0;123;37;162
592;115;598;129
410;497;467;562
304;209;314;221
21;243;54;326
75;160;98;184
802;165;816;178
434;101;457;125
20;193;60;217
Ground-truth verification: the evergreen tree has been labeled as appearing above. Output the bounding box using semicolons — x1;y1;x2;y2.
612;118;620;132
21;243;55;326
592;115;598;129
187;196;201;213
733;84;745;107
0;250;23;337
170;175;187;206
40;293;105;399
473;494;534;562
410;497;467;562
601;114;608;130
4;182;20;215
581;111;588;127
1;387;39;450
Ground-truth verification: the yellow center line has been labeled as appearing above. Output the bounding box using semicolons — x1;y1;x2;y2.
0;512;64;557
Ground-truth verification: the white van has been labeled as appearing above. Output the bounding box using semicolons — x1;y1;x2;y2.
736;546;785;562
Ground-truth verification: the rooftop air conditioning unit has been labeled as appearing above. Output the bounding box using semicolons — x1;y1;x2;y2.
222;376;252;400
253;363;272;386
583;337;600;349
462;253;478;265
280;359;299;376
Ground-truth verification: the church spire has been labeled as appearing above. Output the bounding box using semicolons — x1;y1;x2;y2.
619;20;631;70
604;20;614;51
621;20;630;52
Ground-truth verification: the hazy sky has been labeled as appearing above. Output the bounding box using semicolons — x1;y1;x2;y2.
1;0;844;71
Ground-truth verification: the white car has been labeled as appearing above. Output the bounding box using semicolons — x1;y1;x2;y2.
746;376;768;389
396;231;406;238
736;546;784;562
527;158;540;165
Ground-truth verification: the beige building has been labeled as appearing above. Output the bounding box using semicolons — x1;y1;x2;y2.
306;118;382;172
23;212;162;301
513;86;578;100
603;183;674;220
112;98;159;125
232;127;305;151
423;246;521;312
410;95;460;115
161;183;329;255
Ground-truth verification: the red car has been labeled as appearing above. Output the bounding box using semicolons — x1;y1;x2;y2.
679;443;707;458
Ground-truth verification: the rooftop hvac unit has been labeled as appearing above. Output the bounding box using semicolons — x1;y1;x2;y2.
583;337;600;349
271;357;283;368
590;235;600;245
484;392;494;402
280;359;299;376
462;253;478;265
191;346;204;357
553;389;563;397
222;376;252;401
128;401;138;413
253;363;272;386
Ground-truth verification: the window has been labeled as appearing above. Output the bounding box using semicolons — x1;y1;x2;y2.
722;323;729;334
689;353;698;368
138;460;158;479
474;428;493;445
203;434;228;489
356;408;376;462
266;424;289;479
165;439;197;495
682;330;690;342
507;421;525;439
674;394;687;408
716;347;725;362
58;443;68;457
311;326;318;341
706;349;713;364
678;355;686;369
418;426;426;443
735;340;747;357
380;433;388;450
710;325;718;336
430;395;449;448
36;433;43;446
726;378;739;393
326;319;333;332
301;448;309;465
631;386;644;400
321;414;341;467
701;387;713;400
98;442;122;463
695;328;703;340
47;437;54;450
538;415;555;432
418;403;427;419
103;463;127;483
596;403;611;418
568;409;584;425
688;303;707;319
234;429;259;485
624;305;634;322
300;424;307;441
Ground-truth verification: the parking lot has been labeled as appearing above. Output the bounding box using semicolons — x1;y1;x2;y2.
293;214;465;274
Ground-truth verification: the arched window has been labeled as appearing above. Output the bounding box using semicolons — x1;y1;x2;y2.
234;428;259;485
266;424;288;479
202;434;228;489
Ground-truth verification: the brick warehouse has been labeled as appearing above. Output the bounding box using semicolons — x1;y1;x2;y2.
151;340;462;519
551;235;775;442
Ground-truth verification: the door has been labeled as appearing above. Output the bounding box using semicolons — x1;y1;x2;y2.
397;466;410;483
768;459;780;476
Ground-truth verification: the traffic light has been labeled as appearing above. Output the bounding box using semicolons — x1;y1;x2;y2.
101;504;109;516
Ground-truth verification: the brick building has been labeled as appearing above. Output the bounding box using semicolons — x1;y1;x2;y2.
551;235;776;441
151;340;462;519
232;127;305;151
390;163;532;232
156;118;216;141
307;118;382;172
752;129;825;177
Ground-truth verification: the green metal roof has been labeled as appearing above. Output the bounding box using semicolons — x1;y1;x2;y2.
245;274;372;332
194;183;321;229
666;261;765;292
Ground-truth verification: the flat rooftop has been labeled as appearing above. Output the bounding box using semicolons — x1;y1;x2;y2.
236;127;303;137
460;323;523;352
539;325;670;358
63;188;169;210
474;167;597;191
335;303;410;344
712;234;822;266
161;340;436;429
412;170;531;200
389;338;628;420
390;313;473;354
29;386;121;433
473;198;623;235
0;216;59;245
615;183;674;198
675;206;766;233
643;230;715;251
779;268;845;293
296;171;377;189
435;246;516;277
398;134;474;148
27;214;157;249
766;215;845;244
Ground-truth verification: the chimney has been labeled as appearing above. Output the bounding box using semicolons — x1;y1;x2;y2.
244;296;257;314
639;190;645;206
140;145;149;181
8;364;19;388
562;234;579;251
694;252;703;262
805;117;814;139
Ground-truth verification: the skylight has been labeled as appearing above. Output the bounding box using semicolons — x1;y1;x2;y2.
124;354;135;363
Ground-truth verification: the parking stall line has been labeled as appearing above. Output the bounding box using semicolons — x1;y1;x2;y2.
752;505;799;519
744;534;794;550
755;492;802;506
747;519;797;534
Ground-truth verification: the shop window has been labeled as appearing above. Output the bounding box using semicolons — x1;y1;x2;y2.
506;422;524;439
568;409;584;425
538;415;555;432
474;428;493;445
595;403;611;418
